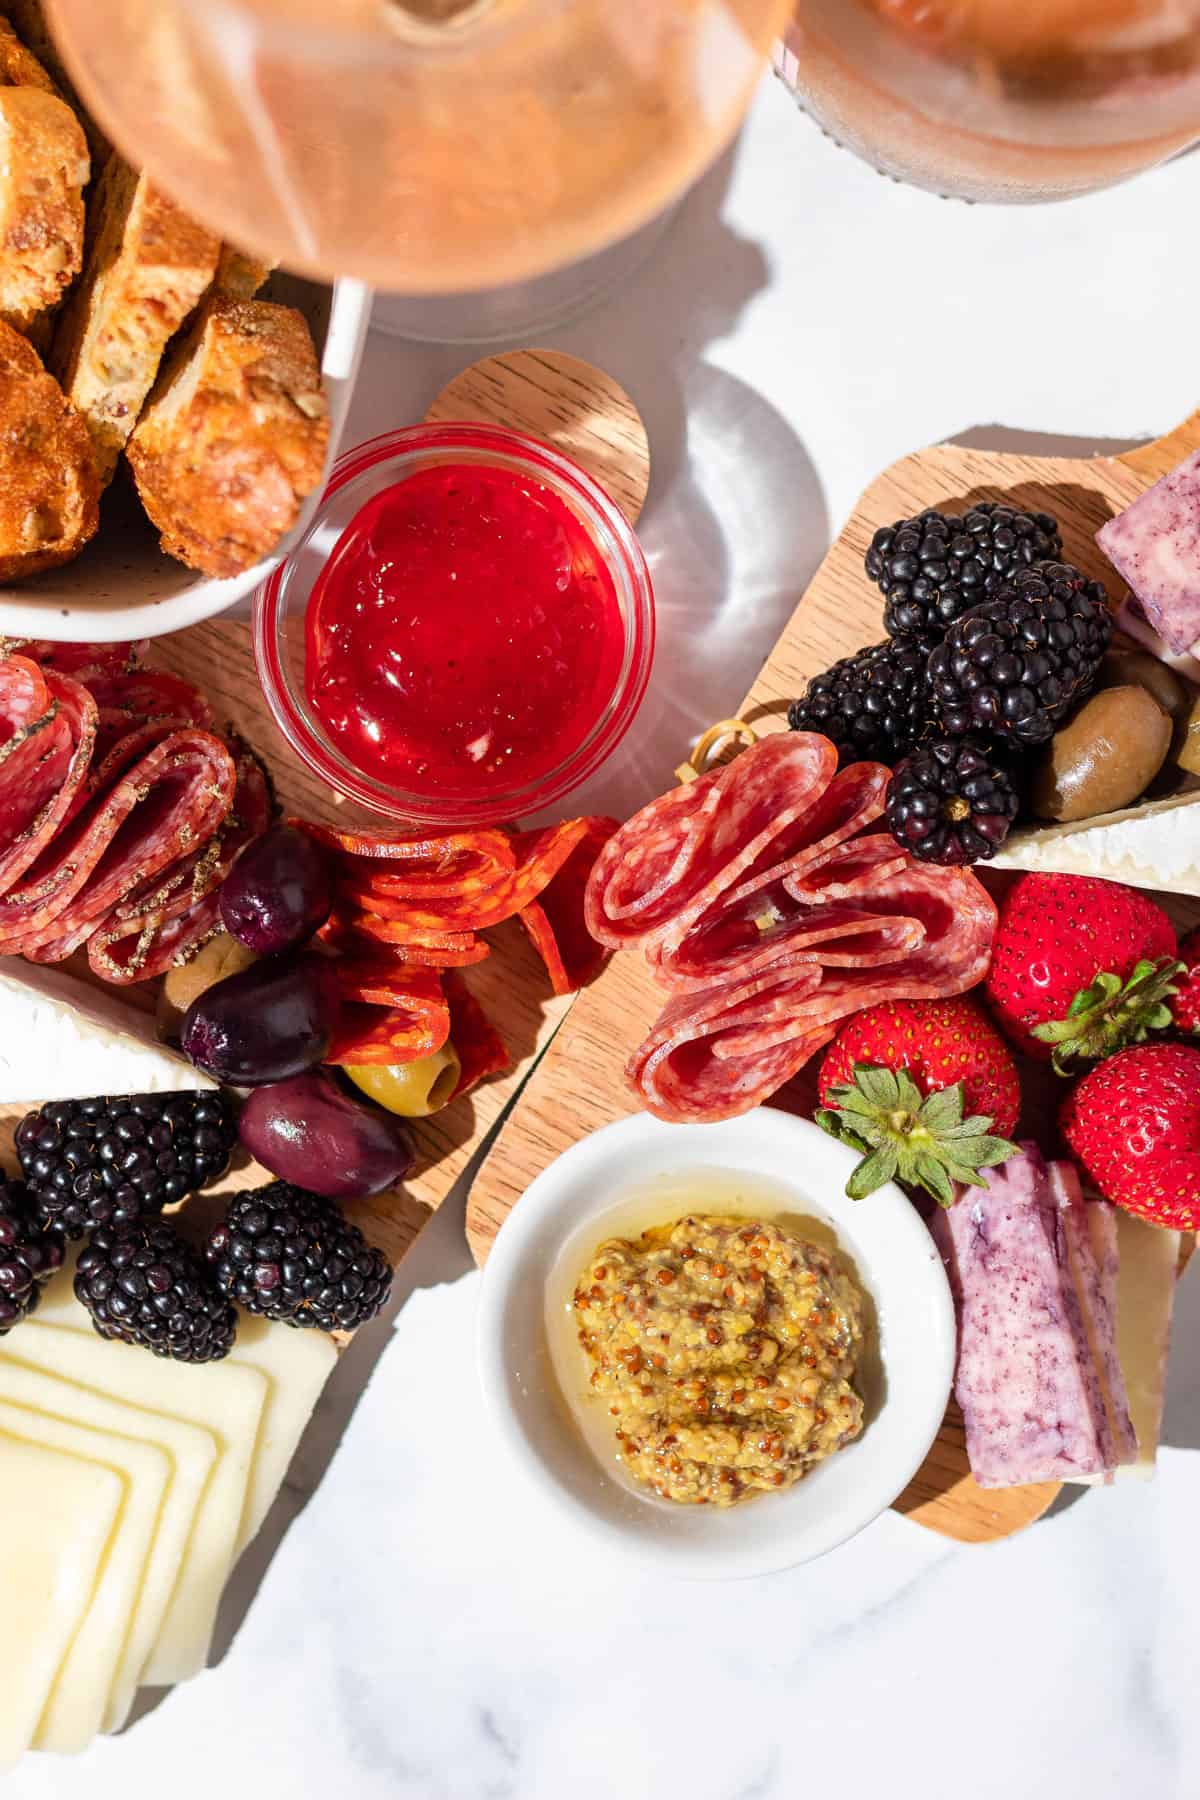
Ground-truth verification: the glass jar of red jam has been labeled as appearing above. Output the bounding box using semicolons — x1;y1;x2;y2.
253;423;655;827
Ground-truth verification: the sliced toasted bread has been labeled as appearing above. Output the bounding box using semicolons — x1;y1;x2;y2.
0;315;99;578
213;243;275;302
50;155;220;484
0;84;88;338
2;1;108;166
0;14;57;93
128;297;329;578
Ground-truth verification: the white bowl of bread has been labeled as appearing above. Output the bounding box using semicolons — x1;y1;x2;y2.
0;5;370;643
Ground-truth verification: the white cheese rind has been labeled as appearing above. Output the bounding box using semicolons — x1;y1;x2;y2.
0;1406;170;1756
991;792;1200;896
0;1436;121;1771
1113;1213;1182;1478
0;1356;219;1733
0;963;213;1103
9;1319;267;1687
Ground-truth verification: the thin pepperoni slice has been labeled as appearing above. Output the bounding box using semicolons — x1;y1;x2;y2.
325;964;451;1065
517;816;617;995
444;971;510;1097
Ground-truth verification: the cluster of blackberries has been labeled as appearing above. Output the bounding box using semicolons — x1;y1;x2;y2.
787;504;1112;866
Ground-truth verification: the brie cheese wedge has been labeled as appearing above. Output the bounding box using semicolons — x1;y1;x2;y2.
991;790;1200;896
0;962;212;1104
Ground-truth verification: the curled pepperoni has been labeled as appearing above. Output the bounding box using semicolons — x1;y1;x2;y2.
444;971;509;1097
294;820;516;894
517;817;618;995
326;963;451;1065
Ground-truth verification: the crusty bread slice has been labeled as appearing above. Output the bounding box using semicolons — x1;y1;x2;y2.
128;297;329;578
0;14;58;93
2;1;109;166
0;315;99;578
0;84;88;338
213;243;275;302
50;155;220;484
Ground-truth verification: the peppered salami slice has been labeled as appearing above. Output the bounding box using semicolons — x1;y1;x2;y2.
0;638;147;679
85;669;216;764
0;728;236;955
0;671;97;898
86;738;272;982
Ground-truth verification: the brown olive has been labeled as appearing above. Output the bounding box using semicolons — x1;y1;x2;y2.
157;931;258;1042
1032;685;1171;822
1097;650;1192;724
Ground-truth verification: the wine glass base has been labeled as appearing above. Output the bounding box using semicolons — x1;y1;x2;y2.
371;207;677;345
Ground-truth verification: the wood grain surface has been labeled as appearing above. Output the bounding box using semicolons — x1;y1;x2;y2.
0;616;576;1271
466;411;1200;1544
426;348;651;525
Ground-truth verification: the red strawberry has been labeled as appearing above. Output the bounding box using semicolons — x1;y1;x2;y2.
816;997;1020;1205
1060;1042;1200;1230
984;872;1181;1071
1174;929;1200;1035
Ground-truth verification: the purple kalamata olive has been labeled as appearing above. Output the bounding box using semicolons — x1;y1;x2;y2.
181;952;341;1086
238;1071;415;1198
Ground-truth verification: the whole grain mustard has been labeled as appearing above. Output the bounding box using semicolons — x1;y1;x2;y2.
572;1214;866;1507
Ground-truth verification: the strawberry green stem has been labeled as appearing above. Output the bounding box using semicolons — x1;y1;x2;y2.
815;1063;1018;1208
1031;956;1184;1075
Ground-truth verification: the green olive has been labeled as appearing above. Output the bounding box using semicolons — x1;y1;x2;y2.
342;1043;463;1117
1032;685;1171;822
1178;695;1200;778
157;931;257;1042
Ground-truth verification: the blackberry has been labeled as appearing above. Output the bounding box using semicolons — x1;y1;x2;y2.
868;503;1062;640
205;1182;392;1333
927;562;1111;746
75;1220;236;1362
16;1091;238;1240
887;739;1020;866
0;1179;64;1334
787;635;934;769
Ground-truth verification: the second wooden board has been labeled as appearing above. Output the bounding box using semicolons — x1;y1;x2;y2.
465;412;1200;1545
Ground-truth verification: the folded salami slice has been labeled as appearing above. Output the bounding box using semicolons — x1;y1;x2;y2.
0;655;49;739
85;669;215;764
86;739;273;982
0;728;236;957
0;672;97;899
0;639;147;679
598;733;998;1123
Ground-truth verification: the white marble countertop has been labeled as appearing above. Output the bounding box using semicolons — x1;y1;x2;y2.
12;73;1200;1800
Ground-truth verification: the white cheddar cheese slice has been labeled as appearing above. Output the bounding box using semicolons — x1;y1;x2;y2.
7;1322;267;1687
0;1406;170;1756
0;1436;122;1771
0;962;213;1104
231;1314;337;1553
32;1263;337;1557
1113;1213;1182;1478
0;1357;218;1734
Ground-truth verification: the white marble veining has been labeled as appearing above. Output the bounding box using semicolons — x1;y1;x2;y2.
9;72;1200;1800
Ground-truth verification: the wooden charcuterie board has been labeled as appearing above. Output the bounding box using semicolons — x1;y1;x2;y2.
0;347;653;1272
465;410;1200;1545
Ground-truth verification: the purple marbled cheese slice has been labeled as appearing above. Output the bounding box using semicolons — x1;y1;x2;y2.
931;1146;1120;1488
1048;1161;1138;1473
1097;449;1200;654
